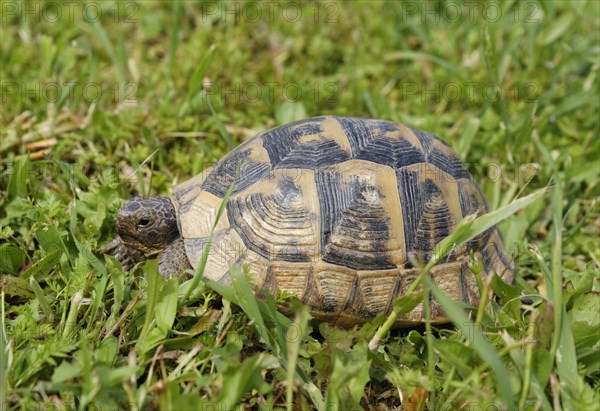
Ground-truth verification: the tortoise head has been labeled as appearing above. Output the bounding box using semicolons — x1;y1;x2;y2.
116;196;179;255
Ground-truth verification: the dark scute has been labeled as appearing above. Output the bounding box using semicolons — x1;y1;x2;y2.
412;129;435;152
428;148;471;180
397;171;455;263
413;184;453;263
422;179;442;198
412;128;470;179
396;168;422;256
316;168;394;270
493;235;512;267
335;117;425;168
262;118;350;169
201;148;271;198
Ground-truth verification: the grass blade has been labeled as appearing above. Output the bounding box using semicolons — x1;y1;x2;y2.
86;17;127;85
481;23;511;141
0;292;8;407
556;307;578;395
136;259;161;346
29;277;54;320
286;306;310;411
384;51;466;80
229;266;269;346
207;95;234;150
424;277;515;404
456;118;480;159
429;188;548;268
368;292;423;351
187;44;217;101
168;0;183;76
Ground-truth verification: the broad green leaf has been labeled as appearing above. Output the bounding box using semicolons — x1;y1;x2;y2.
0;244;26;274
556;307;581;397
156;278;179;332
434;340;474;376
286;306;311;411
6;160;29;199
35;226;64;254
229;266;269;346
138;327;169;356
21;249;61;281
532;350;552;389
568;292;600;349
325;341;371;410
0;276;33;298
29;276;53;319
392;291;424;313
137;259;162;348
51;361;81;384
159;380;213;410
490;273;520;318
94;336;118;365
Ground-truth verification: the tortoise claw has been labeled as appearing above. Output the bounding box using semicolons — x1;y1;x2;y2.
104;236;146;271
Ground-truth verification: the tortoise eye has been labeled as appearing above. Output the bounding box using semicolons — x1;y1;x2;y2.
137;218;151;228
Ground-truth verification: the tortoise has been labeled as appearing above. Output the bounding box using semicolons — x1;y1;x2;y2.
106;116;513;326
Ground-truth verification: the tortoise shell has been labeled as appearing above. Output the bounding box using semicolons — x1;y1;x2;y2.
172;116;513;326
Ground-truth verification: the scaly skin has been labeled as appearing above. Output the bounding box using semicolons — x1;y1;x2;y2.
104;235;147;271
159;237;192;279
107;196;190;278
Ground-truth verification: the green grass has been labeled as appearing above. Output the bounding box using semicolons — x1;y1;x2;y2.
1;1;599;409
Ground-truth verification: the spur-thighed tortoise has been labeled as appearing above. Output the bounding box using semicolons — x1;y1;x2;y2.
107;116;513;326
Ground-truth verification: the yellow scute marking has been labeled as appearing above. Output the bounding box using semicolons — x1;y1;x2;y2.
324;117;353;155
180;190;230;239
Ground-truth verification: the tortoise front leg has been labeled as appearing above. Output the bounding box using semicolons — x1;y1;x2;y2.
104;235;147;271
158;237;192;279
